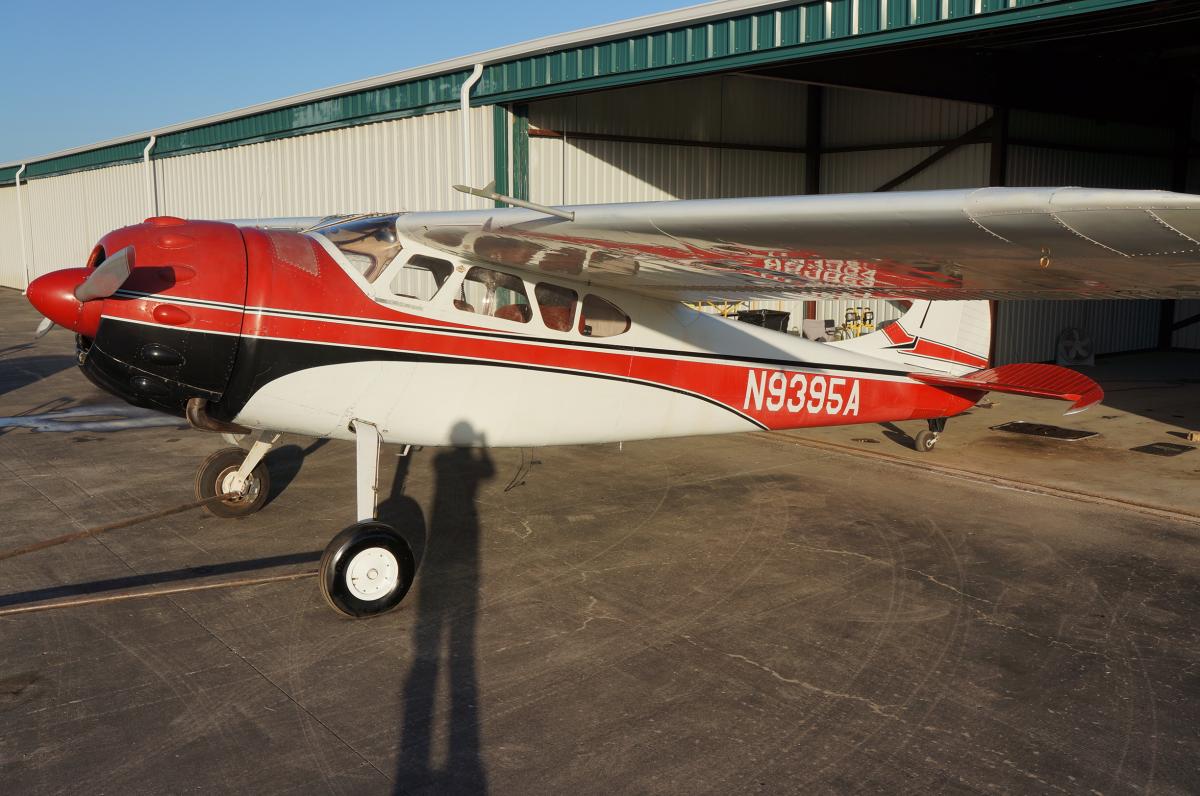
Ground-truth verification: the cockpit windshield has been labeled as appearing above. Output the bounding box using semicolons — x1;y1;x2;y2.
310;214;403;282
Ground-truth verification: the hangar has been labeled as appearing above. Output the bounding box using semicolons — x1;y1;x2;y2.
2;0;1199;362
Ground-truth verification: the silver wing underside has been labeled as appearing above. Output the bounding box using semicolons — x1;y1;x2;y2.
392;187;1200;301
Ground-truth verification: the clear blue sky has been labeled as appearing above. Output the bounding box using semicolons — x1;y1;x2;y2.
0;0;692;162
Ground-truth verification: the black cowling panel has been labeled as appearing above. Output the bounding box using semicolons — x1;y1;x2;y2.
81;317;238;416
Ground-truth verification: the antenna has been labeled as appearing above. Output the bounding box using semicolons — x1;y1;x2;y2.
452;181;575;222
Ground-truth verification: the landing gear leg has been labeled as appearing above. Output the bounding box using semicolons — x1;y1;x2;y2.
195;430;280;517
318;420;415;618
914;417;946;453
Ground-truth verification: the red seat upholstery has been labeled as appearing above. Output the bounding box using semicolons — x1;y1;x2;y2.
494;303;531;323
540;305;573;331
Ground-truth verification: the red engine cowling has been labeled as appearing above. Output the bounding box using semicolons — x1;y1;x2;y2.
28;217;249;416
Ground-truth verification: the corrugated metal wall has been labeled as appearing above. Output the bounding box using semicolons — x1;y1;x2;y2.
994;300;1161;364
527;82;1184;347
156;107;493;220
0;186;22;289
0;107;493;288
820;89;991;193
818;89;992;330
24;162;146;277
1174;300;1200;350
529;75;809;205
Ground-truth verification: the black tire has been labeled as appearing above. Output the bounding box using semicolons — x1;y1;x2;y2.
319;522;415;618
914;429;938;453
195;447;271;518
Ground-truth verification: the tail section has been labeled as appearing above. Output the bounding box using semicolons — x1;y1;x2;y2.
829;300;991;376
911;364;1103;415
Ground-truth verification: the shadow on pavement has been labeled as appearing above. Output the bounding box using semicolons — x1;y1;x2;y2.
263;438;330;509
391;423;493;794
0;355;77;398
0;550;322;608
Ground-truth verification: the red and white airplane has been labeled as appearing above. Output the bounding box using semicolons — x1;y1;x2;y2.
24;186;1200;617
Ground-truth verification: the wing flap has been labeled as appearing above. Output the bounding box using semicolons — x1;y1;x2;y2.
910;363;1104;415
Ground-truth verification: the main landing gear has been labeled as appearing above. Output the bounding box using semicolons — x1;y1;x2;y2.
913;417;947;453
193;422;416;619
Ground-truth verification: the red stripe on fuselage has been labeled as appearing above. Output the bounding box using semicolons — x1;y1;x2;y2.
244;312;977;429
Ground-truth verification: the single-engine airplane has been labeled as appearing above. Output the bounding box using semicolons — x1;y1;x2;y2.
24;186;1200;617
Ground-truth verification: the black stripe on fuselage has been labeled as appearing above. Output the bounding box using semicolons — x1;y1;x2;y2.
212;334;770;431
108;292;912;378
244;305;912;377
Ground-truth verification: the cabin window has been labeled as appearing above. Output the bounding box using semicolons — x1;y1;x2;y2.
456;266;532;323
579;295;630;338
311;215;403;282
389;255;453;301
535;283;577;332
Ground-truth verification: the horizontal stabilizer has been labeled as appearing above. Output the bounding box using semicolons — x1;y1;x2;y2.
910;363;1103;415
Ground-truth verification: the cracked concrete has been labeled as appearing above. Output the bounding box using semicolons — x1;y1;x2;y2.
1;288;1199;794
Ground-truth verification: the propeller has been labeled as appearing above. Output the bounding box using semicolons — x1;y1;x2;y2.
74;246;134;302
28;245;136;340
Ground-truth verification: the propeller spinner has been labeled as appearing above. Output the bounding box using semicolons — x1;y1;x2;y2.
27;246;134;339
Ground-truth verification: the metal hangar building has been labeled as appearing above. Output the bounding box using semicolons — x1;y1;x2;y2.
2;0;1199;362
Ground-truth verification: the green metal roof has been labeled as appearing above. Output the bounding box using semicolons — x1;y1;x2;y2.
0;0;1156;186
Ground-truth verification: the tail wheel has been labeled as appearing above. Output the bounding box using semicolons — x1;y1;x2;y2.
195;447;271;518
914;429;939;453
319;522;415;618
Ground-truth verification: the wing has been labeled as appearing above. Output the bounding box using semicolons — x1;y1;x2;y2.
393;188;1200;301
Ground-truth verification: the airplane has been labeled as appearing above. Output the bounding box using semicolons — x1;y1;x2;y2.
23;185;1200;618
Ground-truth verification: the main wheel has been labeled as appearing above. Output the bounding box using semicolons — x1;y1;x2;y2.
195;447;271;518
319;522;415;618
913;429;939;453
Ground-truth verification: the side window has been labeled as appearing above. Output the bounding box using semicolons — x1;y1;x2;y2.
456;266;532;323
579;294;630;338
389;255;453;301
535;283;577;332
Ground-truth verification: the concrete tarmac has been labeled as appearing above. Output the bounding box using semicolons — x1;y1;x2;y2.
1;289;1198;794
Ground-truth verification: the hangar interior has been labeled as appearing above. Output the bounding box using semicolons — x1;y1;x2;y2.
2;0;1199;362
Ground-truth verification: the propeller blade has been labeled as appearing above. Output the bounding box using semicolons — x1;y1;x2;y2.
34;317;55;339
74;246;134;302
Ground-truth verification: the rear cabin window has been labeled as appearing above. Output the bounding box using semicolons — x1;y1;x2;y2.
456;266;532;323
579;295;630;338
535;283;577;332
389;255;453;301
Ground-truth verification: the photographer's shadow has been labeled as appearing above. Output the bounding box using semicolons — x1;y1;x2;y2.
391;421;494;794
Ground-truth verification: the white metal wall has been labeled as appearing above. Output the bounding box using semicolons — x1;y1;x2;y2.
0;186;22;289
820;89;991;193
530;75;809;206
156;107;493;220
24;161;147;277
0;107;493;289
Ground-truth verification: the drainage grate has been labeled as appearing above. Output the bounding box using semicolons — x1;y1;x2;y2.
990;422;1098;441
1130;442;1195;457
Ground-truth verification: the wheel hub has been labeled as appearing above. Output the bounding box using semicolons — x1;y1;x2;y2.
218;467;259;503
345;546;399;601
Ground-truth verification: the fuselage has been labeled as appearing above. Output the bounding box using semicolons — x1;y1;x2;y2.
46;217;981;447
